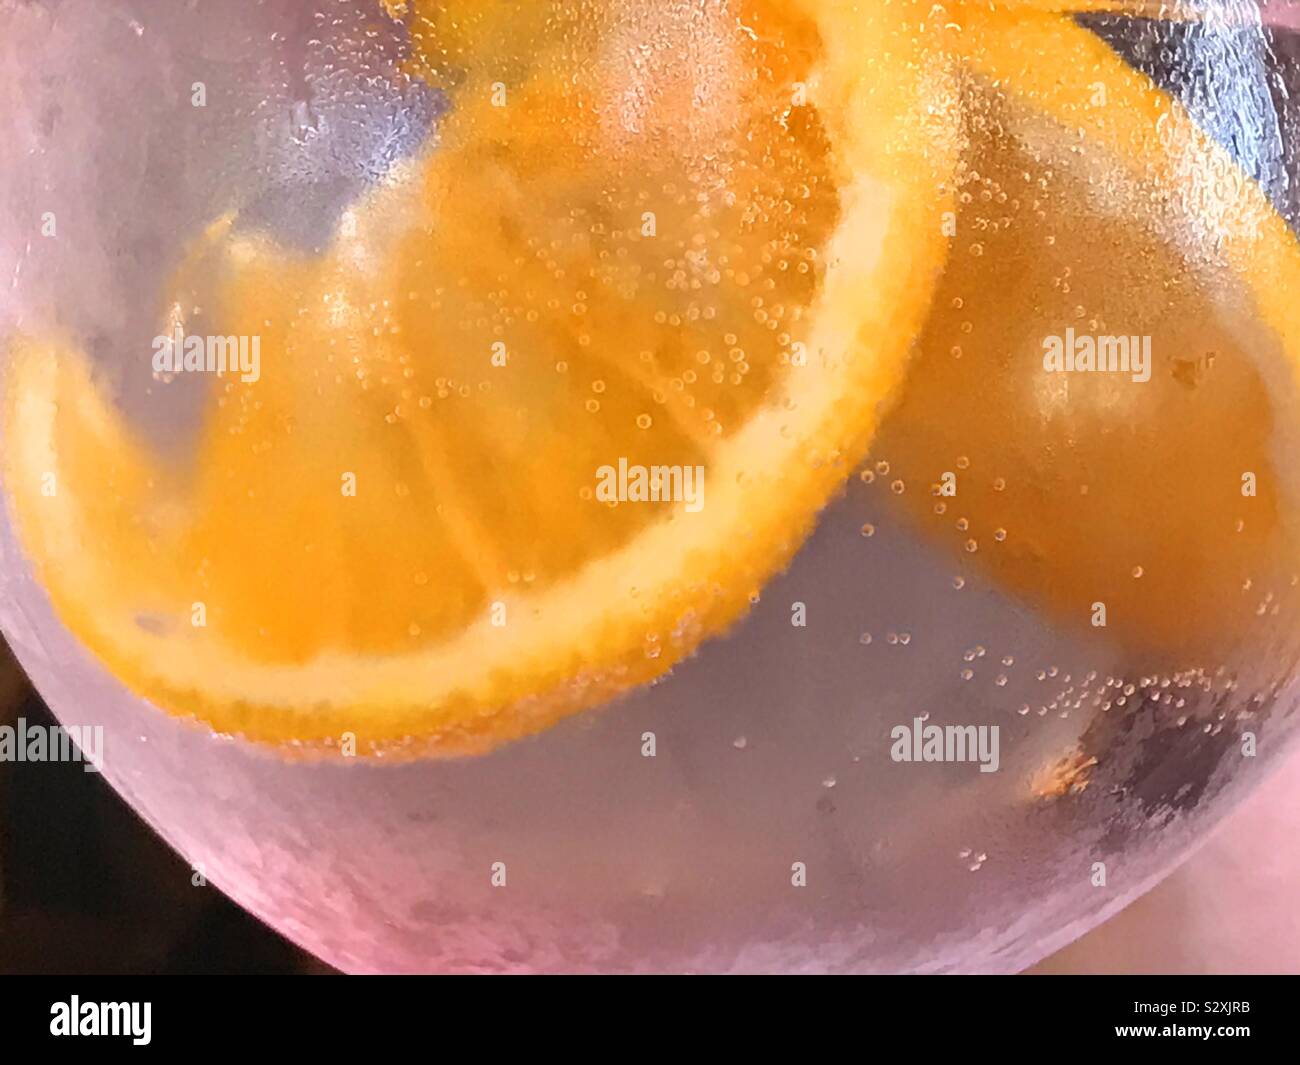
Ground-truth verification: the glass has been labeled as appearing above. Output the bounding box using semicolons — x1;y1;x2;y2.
3;0;1300;972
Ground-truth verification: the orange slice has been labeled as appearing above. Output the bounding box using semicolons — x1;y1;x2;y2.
873;8;1300;658
2;1;957;756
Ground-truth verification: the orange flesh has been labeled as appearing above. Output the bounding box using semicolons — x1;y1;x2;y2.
32;0;839;664
878;76;1300;657
9;4;1299;757
2;1;956;754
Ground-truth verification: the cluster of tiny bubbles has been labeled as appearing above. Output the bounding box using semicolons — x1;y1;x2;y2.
958;848;989;874
1005;668;1255;723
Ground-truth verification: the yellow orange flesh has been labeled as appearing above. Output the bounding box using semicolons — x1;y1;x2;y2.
2;1;956;756
874;10;1300;658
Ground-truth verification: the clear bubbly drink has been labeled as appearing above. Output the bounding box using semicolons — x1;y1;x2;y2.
3;0;1300;972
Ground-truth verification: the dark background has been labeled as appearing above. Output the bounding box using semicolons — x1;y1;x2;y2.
0;640;325;973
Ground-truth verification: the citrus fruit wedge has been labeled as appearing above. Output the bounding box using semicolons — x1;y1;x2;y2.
2;1;957;756
873;6;1300;658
